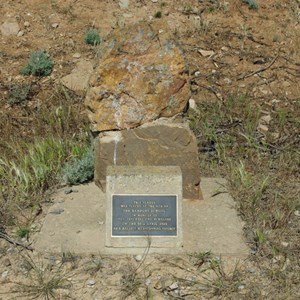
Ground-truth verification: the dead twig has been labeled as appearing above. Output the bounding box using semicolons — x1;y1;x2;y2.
191;82;223;101
0;231;33;251
237;52;281;80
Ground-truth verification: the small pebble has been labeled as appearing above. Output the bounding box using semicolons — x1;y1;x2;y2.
294;210;300;217
30;224;37;230
49;208;64;215
64;188;73;194
51;23;59;28
1;271;9;278
169;282;178;290
72;53;81;59
87;279;96;287
188;99;198;111
17;30;24;37
3;258;11;267
238;284;245;290
281;241;289;247
24;21;30;27
135;254;143;262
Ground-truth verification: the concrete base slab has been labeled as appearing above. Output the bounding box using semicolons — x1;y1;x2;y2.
33;178;248;256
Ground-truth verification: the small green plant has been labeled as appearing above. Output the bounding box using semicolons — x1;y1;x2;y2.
61;146;94;185
189;251;213;268
16;225;30;239
205;259;244;296
21;50;54;76
13;256;72;299
242;0;258;9
183;3;193;14
84;28;101;45
120;265;144;298
7;83;31;105
62;251;80;270
154;11;162;18
85;256;103;274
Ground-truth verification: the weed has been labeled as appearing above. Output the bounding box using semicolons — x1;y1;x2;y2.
62;251;80;270
120;238;151;298
21;50;54;76
85;256;103;274
182;3;193;15
16;225;30;239
203;259;244;296
189;251;213;268
154;11;162;18
0;137;87;225
7;83;31;105
60;146;94;185
242;0;258;10
13;255;72;299
120;264;144;298
0;84;89;225
84;28;101;45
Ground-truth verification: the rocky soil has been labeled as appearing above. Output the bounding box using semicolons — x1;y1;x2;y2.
0;0;300;299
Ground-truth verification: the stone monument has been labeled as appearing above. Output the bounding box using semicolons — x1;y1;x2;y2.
85;20;202;201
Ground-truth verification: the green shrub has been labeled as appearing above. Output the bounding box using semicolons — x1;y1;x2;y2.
242;0;258;9
84;29;101;45
61;147;94;185
21;50;54;76
7;83;31;105
154;11;162;18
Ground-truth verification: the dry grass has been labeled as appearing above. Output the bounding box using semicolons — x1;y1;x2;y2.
0;84;89;226
12;255;72;300
189;94;300;297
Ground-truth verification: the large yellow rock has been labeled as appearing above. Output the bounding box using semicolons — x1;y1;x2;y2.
85;20;190;132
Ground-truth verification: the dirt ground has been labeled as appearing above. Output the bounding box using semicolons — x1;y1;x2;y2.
0;0;300;299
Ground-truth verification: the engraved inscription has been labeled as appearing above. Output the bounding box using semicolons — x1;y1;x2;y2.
112;195;177;236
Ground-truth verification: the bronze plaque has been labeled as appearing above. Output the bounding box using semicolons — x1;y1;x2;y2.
112;195;177;237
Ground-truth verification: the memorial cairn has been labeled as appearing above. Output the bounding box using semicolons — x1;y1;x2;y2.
85;20;202;248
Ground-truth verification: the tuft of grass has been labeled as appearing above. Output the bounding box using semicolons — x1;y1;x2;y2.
16;225;30;239
84;28;101;45
120;265;144;298
61;251;80;270
7;83;31;105
203;259;244;297
120;239;151;298
85;255;103;275
189;251;213;269
0;137;85;223
21;50;54;76
13;255;72;299
154;11;162;18
242;0;258;9
60;146;94;185
0;84;89;225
